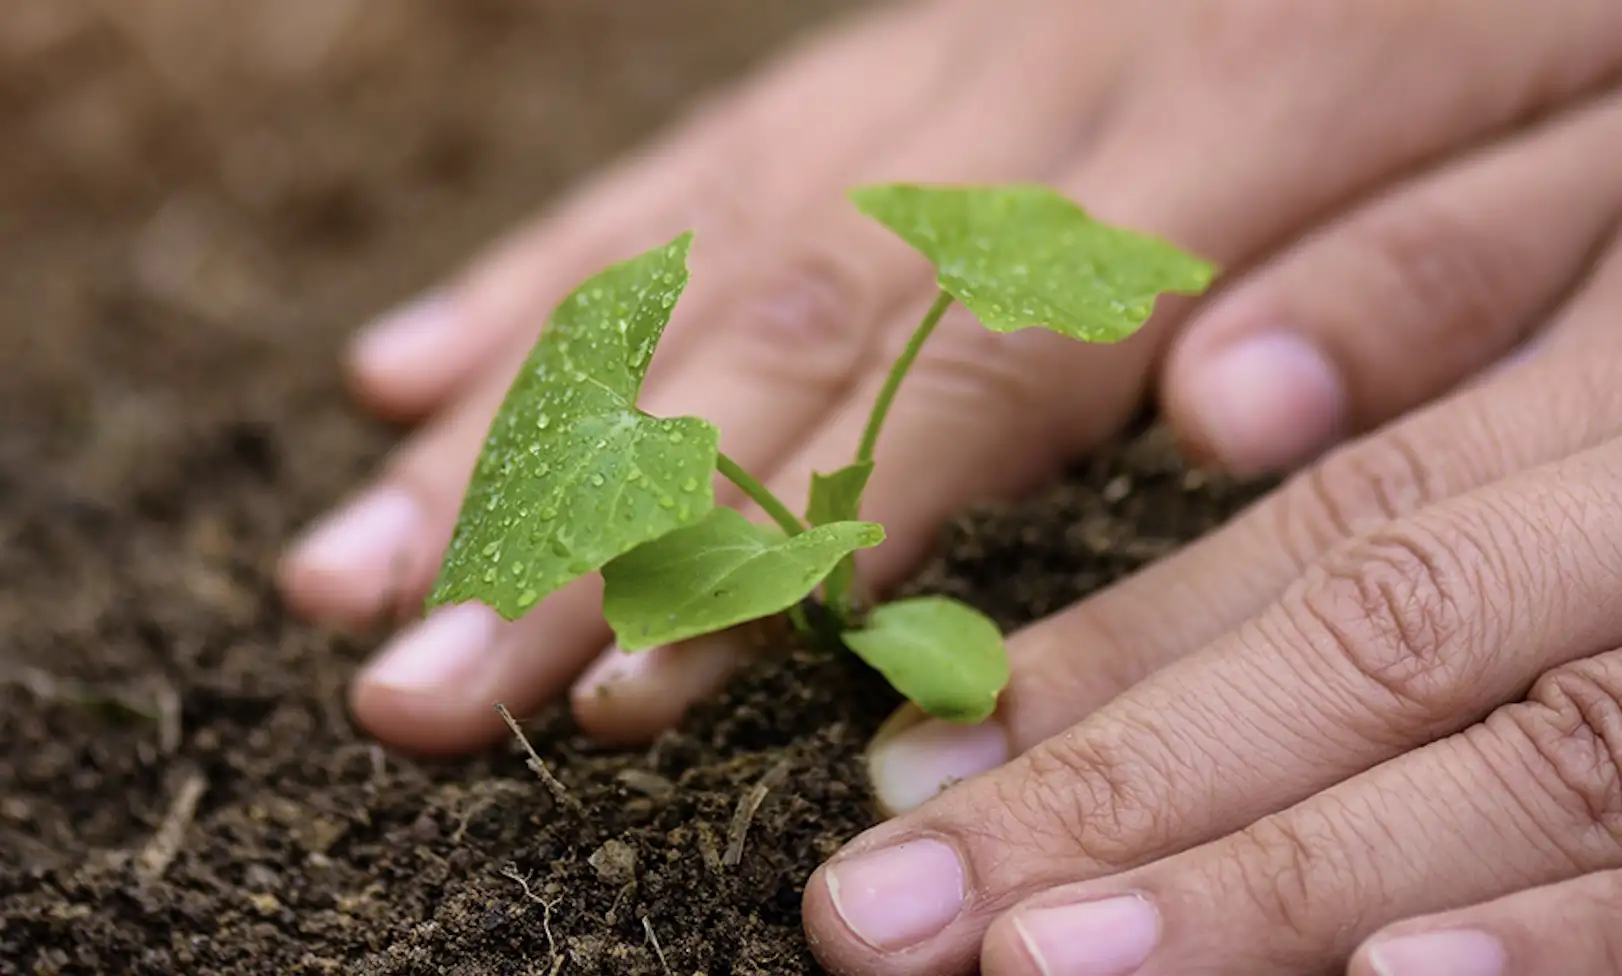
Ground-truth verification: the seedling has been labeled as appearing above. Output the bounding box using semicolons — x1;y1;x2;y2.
427;184;1214;723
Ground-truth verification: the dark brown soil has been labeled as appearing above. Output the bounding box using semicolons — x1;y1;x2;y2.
0;4;1268;973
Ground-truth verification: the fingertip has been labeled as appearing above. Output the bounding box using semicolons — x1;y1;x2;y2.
344;294;469;420
1167;328;1347;476
348;602;512;755
866;709;1009;816
569;633;747;745
279;486;424;627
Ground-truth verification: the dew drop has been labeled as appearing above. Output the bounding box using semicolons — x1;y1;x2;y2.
680;477;698;493
658;495;675;509
668;431;685;444
590;473;606;487
537;461;552;476
481;541;501;557
517;588;538;609
539;507;557;521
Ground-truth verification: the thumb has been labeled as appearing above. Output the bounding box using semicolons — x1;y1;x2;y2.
1162;90;1622;475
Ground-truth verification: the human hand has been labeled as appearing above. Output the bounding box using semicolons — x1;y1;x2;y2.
802;174;1622;974
278;0;1622;752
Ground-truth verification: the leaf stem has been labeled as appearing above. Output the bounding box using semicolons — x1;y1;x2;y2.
824;290;955;623
857;290;954;464
717;452;806;537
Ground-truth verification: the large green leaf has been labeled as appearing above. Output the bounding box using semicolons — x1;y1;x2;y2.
842;596;1009;723
602;507;884;651
851;183;1215;341
428;234;719;619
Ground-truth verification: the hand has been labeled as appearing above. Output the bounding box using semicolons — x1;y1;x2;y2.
279;0;1622;753
801;177;1622;973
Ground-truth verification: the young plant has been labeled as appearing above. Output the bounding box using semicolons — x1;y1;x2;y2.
427;184;1214;723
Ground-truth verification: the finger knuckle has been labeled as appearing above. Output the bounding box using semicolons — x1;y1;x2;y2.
1504;660;1622;847
1225;811;1376;943
1267;431;1444;570
1168;0;1372;89
1226;813;1343;940
730;247;881;388
1284;522;1483;735
1006;719;1182;869
1347;200;1527;352
904;321;1081;453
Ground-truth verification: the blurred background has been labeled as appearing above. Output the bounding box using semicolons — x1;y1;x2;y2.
0;0;856;485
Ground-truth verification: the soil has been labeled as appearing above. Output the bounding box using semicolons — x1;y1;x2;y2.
0;3;1269;973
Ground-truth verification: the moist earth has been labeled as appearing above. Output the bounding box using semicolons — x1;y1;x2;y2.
0;3;1268;973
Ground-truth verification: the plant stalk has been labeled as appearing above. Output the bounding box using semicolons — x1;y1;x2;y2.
826;289;956;620
856;290;954;464
716;452;806;537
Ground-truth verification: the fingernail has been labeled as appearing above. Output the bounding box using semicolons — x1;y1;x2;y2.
868;715;1009;814
1013;895;1160;976
1368;929;1505;976
351;294;456;376
825;838;965;951
288;486;420;581
363;602;504;694
1192;331;1345;474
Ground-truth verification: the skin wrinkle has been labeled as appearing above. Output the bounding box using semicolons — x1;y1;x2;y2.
1476;701;1622;874
1525;663;1622;840
1007;725;1178;876
1289;526;1486;742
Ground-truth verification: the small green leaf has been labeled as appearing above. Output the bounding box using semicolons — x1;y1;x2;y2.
842;596;1008;723
428;234;720;619
806;462;873;527
602;508;884;650
851;183;1215;342
806;462;875;610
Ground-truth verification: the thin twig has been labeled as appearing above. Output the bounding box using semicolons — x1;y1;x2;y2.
495;703;581;814
642;916;672;976
723;759;791;867
136;768;208;883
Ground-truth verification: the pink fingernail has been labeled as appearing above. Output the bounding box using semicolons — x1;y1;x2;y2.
825;839;966;950
1368;929;1505;976
1192;331;1345;475
288;486;420;583
351;294;456;377
1013;895;1160;976
363;602;503;694
868;716;1009;814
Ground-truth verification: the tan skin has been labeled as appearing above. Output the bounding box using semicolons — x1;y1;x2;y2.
281;1;1622;972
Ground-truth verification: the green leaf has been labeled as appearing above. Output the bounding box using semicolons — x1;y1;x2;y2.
427;234;720;619
842;596;1008;723
851;183;1216;342
806;462;875;609
806;462;873;527
602;508;884;650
